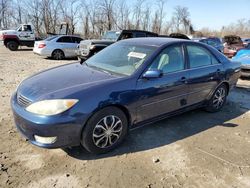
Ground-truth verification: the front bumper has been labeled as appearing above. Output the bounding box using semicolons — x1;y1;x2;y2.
11;93;86;148
76;49;92;60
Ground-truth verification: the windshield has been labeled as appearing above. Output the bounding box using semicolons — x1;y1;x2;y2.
102;31;121;41
85;43;156;76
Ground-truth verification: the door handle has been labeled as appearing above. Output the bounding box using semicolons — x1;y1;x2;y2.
216;69;221;73
180;77;188;83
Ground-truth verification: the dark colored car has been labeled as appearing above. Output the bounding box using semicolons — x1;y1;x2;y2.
11;38;241;154
168;33;190;40
193;37;224;52
223;35;245;58
77;30;158;62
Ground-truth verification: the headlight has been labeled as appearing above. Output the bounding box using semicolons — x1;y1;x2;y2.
89;45;96;50
26;99;78;116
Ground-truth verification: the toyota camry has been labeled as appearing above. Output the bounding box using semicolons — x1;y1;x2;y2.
11;38;241;154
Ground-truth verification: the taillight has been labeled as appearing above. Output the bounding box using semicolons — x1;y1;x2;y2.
38;43;46;48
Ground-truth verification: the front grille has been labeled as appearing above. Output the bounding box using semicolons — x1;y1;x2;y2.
17;94;32;107
80;44;88;49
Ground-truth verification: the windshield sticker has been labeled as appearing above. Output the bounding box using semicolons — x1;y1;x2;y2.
128;52;146;59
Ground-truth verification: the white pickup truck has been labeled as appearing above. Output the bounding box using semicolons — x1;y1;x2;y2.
0;24;35;51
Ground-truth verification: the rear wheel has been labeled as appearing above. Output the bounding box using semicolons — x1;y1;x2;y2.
7;41;19;51
205;84;228;112
52;49;64;60
81;107;128;154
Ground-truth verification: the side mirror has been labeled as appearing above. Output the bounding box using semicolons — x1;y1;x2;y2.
142;69;162;79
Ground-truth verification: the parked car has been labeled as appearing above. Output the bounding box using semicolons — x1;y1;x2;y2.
11;38;241;154
233;49;250;77
77;30;158;62
223;35;244;58
0;24;35;51
193;37;224;52
243;38;250;46
33;35;83;60
168;33;190;40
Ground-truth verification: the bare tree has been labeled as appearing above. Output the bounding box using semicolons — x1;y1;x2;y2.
157;0;166;34
172;6;191;34
0;0;11;28
99;0;116;30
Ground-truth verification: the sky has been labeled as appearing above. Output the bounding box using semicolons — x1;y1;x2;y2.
164;0;250;30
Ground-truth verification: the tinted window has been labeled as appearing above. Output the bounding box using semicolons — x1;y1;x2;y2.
120;32;133;40
149;46;184;74
22;25;32;32
187;45;216;68
135;32;146;38
147;33;158;37
72;37;82;43
45;36;57;41
57;36;72;43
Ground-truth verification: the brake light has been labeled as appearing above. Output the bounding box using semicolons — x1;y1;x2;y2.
38;43;46;48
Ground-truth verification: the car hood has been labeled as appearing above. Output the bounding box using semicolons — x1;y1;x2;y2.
17;63;119;101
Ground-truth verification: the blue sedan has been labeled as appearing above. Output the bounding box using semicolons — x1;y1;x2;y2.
11;38;241;154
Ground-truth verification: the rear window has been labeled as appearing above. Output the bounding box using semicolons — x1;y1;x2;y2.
45;36;57;41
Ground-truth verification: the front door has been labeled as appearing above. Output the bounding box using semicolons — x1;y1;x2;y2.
136;45;189;122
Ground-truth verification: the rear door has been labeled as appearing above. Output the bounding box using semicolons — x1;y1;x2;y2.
71;37;83;56
136;44;189;122
57;36;74;57
185;44;224;105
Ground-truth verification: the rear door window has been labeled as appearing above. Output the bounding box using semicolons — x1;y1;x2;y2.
57;36;73;43
186;45;218;68
72;37;83;43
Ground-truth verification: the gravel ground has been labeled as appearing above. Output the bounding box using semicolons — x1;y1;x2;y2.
0;46;250;188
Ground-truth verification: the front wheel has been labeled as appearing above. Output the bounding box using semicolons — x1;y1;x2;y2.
7;41;19;51
81;107;128;154
205;84;228;112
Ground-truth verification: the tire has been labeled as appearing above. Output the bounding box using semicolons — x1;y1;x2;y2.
82;107;128;154
52;49;65;60
7;41;19;51
205;84;228;112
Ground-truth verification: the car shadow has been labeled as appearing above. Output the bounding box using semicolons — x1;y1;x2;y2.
63;100;247;160
17;48;33;51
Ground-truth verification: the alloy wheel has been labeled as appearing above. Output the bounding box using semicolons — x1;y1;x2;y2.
53;50;63;60
92;115;123;148
213;87;226;109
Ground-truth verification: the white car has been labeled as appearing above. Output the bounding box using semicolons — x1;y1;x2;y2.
33;35;83;60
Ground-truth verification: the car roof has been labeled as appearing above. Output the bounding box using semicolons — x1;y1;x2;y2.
119;37;189;47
